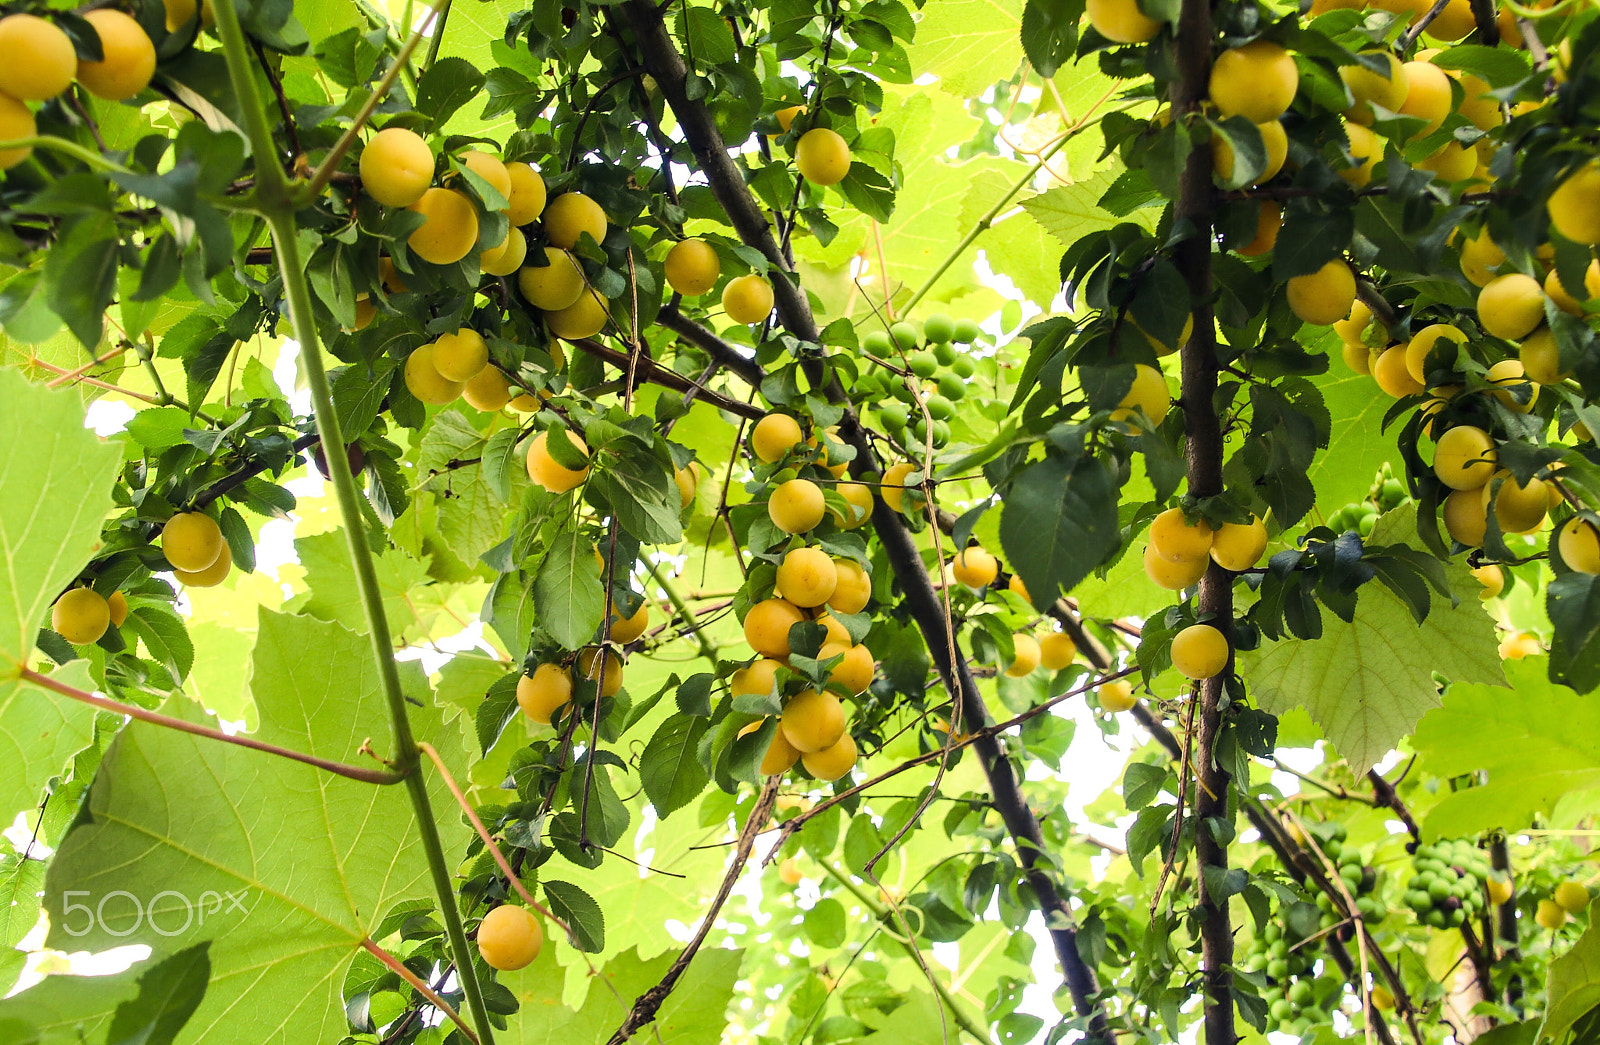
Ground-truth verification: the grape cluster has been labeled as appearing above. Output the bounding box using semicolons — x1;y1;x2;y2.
1326;464;1410;537
855;315;985;451
1403;838;1492;929
1245;920;1331;1036
1308;822;1386;929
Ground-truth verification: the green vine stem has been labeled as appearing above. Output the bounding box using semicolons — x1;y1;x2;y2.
208;2;497;1041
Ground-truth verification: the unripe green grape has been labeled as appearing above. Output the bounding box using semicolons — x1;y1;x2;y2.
909;351;938;378
889;321;919;350
863;330;893;354
933;340;957;365
937;372;966;400
953;318;981;343
952;355;976;378
926;394;954;421
923;313;955;344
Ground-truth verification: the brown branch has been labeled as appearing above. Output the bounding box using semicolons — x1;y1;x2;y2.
568;337;762;420
1400;0;1454;52
1490;835;1522;1012
361;938;478;1044
18;666;407;785
194;432;321;508
1471;0;1500;45
608;775;781;1044
654;304;766;388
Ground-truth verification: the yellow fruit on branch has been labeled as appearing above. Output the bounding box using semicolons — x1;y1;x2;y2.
1338;122;1380;187
518;247;586;311
831;481;874;529
732;658;785;701
1557;517;1600;573
458;150;512;207
745;598;806;658
546;286;611;341
1481;471;1548;534
664;239;721;296
1098;679;1137;712
607;600;650;644
1373;345;1424;398
674;462;700;509
1471;563;1505;599
1111;363;1171;430
1039;631;1076;670
777;857;804;884
1144;543;1209;590
430;329;489;382
480;227;528;276
781;688;846;753
1210;516;1268;571
1397;60;1451;136
1548;161;1600;246
1432;426;1497;490
0;95;37;170
526;429;590;493
769;478;826;534
1170;623;1229;680
1544;262;1600;316
407;188;479;266
751;413;804;463
951;546;999;589
1458;227;1506;287
1213;120;1288;186
1519;326;1566;385
881;462;918;514
477;905;543;971
1555;879;1590;913
463;367;514;412
1405;323;1467;385
1477;273;1546;341
1006;633;1041;677
723;273;775;324
828;643;875;694
1085;0;1161;42
0;14;76;101
106;591;128;629
777;547;839;608
1149;507;1214;563
506;162;547;225
1536;898;1568;930
516;663;573;724
795;128;852;186
1286;260;1357;326
575;646;624;698
161;512;224;573
801;732;858;781
543;192;608;249
1342;52;1409;125
404;344;465;405
52;588;110;645
1210;41;1299;125
1442;486;1488;546
360;127;435;208
174;542;233;588
739;719;800;776
828;559;872;615
1238;201;1282;257
1486;871;1514;906
1486;358;1538;413
77;10;156;101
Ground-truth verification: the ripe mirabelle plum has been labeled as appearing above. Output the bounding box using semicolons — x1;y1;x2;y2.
1373;346;1424;398
732;658;784;701
723;274;774;324
832;481;874;529
407;188;479;266
0;95;37;170
174;542;233;588
1536;898;1569;930
1170;624;1229;680
161;512;224;573
674;462;700;508
802;733;858;781
361;128;438;204
664;239;721;296
1433;426;1496;489
404;344;465;405
777;547;838;607
951;546;999;588
163;0;215;32
1111;364;1170;430
77;11;157;101
1213;120;1287;185
1557;517;1600;573
0;14;76;101
1149;507;1213;563
1238;201;1281;256
1472;563;1506;599
781;688;846;753
1209;42;1298;125
1545;263;1600;315
526;429;590;493
1555;880;1590;913
1397;61;1452;136
459;150;512;206
828;644;875;694
506;162;547;225
745;598;806;658
1286;260;1357;326
881;462;917;513
1499;630;1544;660
52;588;110;645
778;857;804;884
1486;871;1514;906
1338;122;1381;188
1144;543;1208;590
774;105;804;132
752;413;804;463
480;227;528;276
543;192;608;249
769;478;826;534
430;329;489;382
1211;515;1268;571
575;646;624;698
1039;631;1076;670
1342;52;1409;124
1458;227;1506;287
1423;0;1477;39
1486;358;1538;413
1548;162;1600;246
1442;487;1488;546
1477;273;1546;341
463;367;513;412
1342;340;1373;375
1007;574;1031;603
739;719;801;775
829;559;872;615
608;600;649;644
814;613;851;651
519;247;586;312
1098;679;1137;712
1404;323;1467;385
477;905;543;971
546;287;610;340
1085;0;1160;42
795;128;852;186
516;663;572;724
1007;633;1042;677
107;591;128;629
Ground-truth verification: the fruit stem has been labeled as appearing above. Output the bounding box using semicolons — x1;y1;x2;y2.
16;666;408;784
817;861;992;1043
360;937;479;1044
210;2;498;1039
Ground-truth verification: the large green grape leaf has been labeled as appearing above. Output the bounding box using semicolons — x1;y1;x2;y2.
501;943;742;1044
0;966;137;1043
291;530;432;641
911;0;1023;97
1412;659;1600;839
34;609;467;1044
0;368;120;822
1238;507;1505;770
1306;348;1396;517
1542;899;1600;1045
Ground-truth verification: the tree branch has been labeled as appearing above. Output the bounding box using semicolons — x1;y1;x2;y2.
654;304;766;388
568;336;763;420
361;938;479;1044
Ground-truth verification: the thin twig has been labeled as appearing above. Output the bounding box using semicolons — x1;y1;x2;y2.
361;938;479;1044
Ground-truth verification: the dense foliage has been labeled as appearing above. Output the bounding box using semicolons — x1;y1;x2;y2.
0;0;1598;1043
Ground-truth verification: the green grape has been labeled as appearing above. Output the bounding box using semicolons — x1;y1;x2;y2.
909;351;938;378
936;372;966;400
952;317;981;343
933;341;957;366
923;313;955;344
863;329;893;354
890;321;919;350
926;394;954;421
952;355;976;379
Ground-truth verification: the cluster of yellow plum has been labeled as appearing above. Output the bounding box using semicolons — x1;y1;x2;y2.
1428;425;1562;547
944;544;1079;680
0;10;158;170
